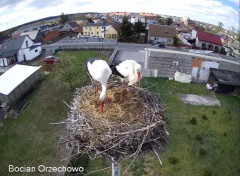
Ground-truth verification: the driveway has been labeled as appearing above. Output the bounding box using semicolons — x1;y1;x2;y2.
113;43;151;67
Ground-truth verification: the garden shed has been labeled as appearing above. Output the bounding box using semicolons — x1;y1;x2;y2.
0;64;41;106
209;68;240;95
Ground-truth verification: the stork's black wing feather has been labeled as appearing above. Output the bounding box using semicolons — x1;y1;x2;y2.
110;64;125;78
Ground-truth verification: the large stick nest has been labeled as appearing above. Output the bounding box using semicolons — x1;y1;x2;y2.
64;79;169;161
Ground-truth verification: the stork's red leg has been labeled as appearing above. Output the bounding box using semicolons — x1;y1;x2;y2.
99;101;104;116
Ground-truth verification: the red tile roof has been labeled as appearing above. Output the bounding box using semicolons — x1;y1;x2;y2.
197;30;222;46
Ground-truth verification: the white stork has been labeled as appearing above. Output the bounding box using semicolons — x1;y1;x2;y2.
110;60;142;101
86;58;112;114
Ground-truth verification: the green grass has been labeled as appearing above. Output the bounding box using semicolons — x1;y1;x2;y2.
0;51;239;176
130;78;240;176
0;50;109;175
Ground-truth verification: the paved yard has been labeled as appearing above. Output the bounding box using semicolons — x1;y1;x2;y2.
113;50;145;66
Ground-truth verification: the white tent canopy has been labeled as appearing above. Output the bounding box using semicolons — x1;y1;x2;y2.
0;64;41;95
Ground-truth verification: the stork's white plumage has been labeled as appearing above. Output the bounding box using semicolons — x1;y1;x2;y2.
86;58;112;114
110;60;142;101
111;60;142;85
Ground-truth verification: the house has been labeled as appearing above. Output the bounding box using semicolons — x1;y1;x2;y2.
74;27;83;36
0;64;41;106
104;25;118;39
60;21;79;33
172;21;189;33
192;30;222;52
230;40;240;54
43;29;60;43
20;30;43;43
181;16;195;29
130;14;145;25
0;35;41;67
83;23;118;39
148;24;177;44
39;24;49;32
103;17;120;33
217;31;231;46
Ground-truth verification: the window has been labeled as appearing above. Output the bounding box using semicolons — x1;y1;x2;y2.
35;49;38;52
97;32;99;34
26;41;28;47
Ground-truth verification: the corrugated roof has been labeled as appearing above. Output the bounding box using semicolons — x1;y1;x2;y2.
0;64;41;95
1;35;27;52
21;30;40;40
197;30;222;46
0;35;30;58
68;22;78;28
210;68;240;86
0;49;19;57
148;24;177;38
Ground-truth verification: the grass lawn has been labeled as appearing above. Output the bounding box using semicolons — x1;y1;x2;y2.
0;50;110;175
0;51;239;176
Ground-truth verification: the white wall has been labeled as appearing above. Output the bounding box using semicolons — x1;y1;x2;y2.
196;38;222;50
21;46;42;61
17;36;41;62
0;58;8;67
149;36;172;44
21;37;34;48
199;61;219;82
191;30;197;38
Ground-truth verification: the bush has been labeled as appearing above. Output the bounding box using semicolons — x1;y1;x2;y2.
199;148;207;156
195;134;203;141
201;114;208;120
204;169;212;176
190;117;197;125
168;156;179;164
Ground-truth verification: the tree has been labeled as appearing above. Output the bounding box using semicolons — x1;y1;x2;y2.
217;21;223;29
133;21;145;34
212;21;224;34
120;16;133;37
165;17;173;25
59;13;70;24
54;57;87;91
173;36;178;46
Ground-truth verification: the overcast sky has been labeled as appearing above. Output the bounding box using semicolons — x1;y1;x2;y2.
0;0;239;32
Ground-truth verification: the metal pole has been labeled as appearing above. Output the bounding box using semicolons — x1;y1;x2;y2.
112;157;120;176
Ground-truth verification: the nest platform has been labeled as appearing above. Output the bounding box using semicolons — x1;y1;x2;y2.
64;80;169;161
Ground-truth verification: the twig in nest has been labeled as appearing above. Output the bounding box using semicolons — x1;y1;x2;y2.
59;80;169;173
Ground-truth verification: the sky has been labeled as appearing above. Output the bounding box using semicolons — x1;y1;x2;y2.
0;0;239;32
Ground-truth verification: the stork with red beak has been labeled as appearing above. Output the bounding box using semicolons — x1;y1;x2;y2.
110;60;142;101
86;58;112;114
